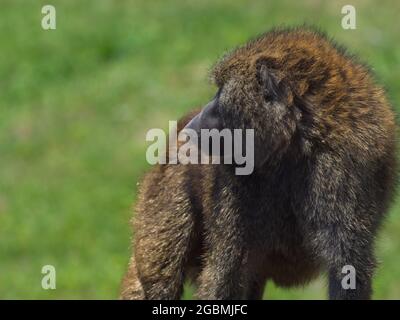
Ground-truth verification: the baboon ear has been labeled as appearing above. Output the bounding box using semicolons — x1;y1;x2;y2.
256;58;287;102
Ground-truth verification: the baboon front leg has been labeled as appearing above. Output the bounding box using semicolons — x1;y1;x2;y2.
326;234;375;300
244;277;267;300
195;206;250;300
196;246;250;300
302;155;377;300
243;254;267;300
308;222;375;300
328;262;373;300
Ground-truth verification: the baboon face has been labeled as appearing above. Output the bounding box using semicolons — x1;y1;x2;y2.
186;58;300;167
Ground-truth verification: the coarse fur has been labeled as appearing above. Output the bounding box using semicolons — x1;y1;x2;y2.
120;27;398;300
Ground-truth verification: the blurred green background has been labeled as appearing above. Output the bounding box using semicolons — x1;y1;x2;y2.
0;0;399;299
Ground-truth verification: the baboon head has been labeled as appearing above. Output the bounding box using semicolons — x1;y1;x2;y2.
185;36;306;168
184;28;372;169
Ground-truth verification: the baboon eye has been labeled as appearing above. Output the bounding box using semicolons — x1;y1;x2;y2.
215;88;223;99
214;97;227;128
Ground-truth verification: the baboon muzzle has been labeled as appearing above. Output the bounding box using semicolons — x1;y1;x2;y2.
184;98;223;133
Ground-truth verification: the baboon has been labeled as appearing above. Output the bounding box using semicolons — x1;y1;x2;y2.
121;27;397;300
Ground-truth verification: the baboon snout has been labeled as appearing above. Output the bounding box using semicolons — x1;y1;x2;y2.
184;98;223;133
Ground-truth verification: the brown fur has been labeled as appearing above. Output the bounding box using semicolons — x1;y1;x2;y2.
121;27;397;300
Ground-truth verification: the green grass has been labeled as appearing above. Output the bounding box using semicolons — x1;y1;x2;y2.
0;0;399;299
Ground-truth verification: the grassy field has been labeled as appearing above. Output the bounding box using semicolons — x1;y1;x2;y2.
0;0;399;299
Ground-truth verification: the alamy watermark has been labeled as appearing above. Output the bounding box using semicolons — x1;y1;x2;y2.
41;5;56;30
341;5;356;29
146;121;255;175
341;264;356;290
41;265;56;290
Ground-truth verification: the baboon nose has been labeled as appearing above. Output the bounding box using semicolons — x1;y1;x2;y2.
183;98;222;133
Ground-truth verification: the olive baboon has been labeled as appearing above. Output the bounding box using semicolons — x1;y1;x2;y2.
121;27;397;300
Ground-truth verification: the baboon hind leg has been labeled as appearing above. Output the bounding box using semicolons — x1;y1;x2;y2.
120;256;145;300
122;200;197;299
121;236;193;300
